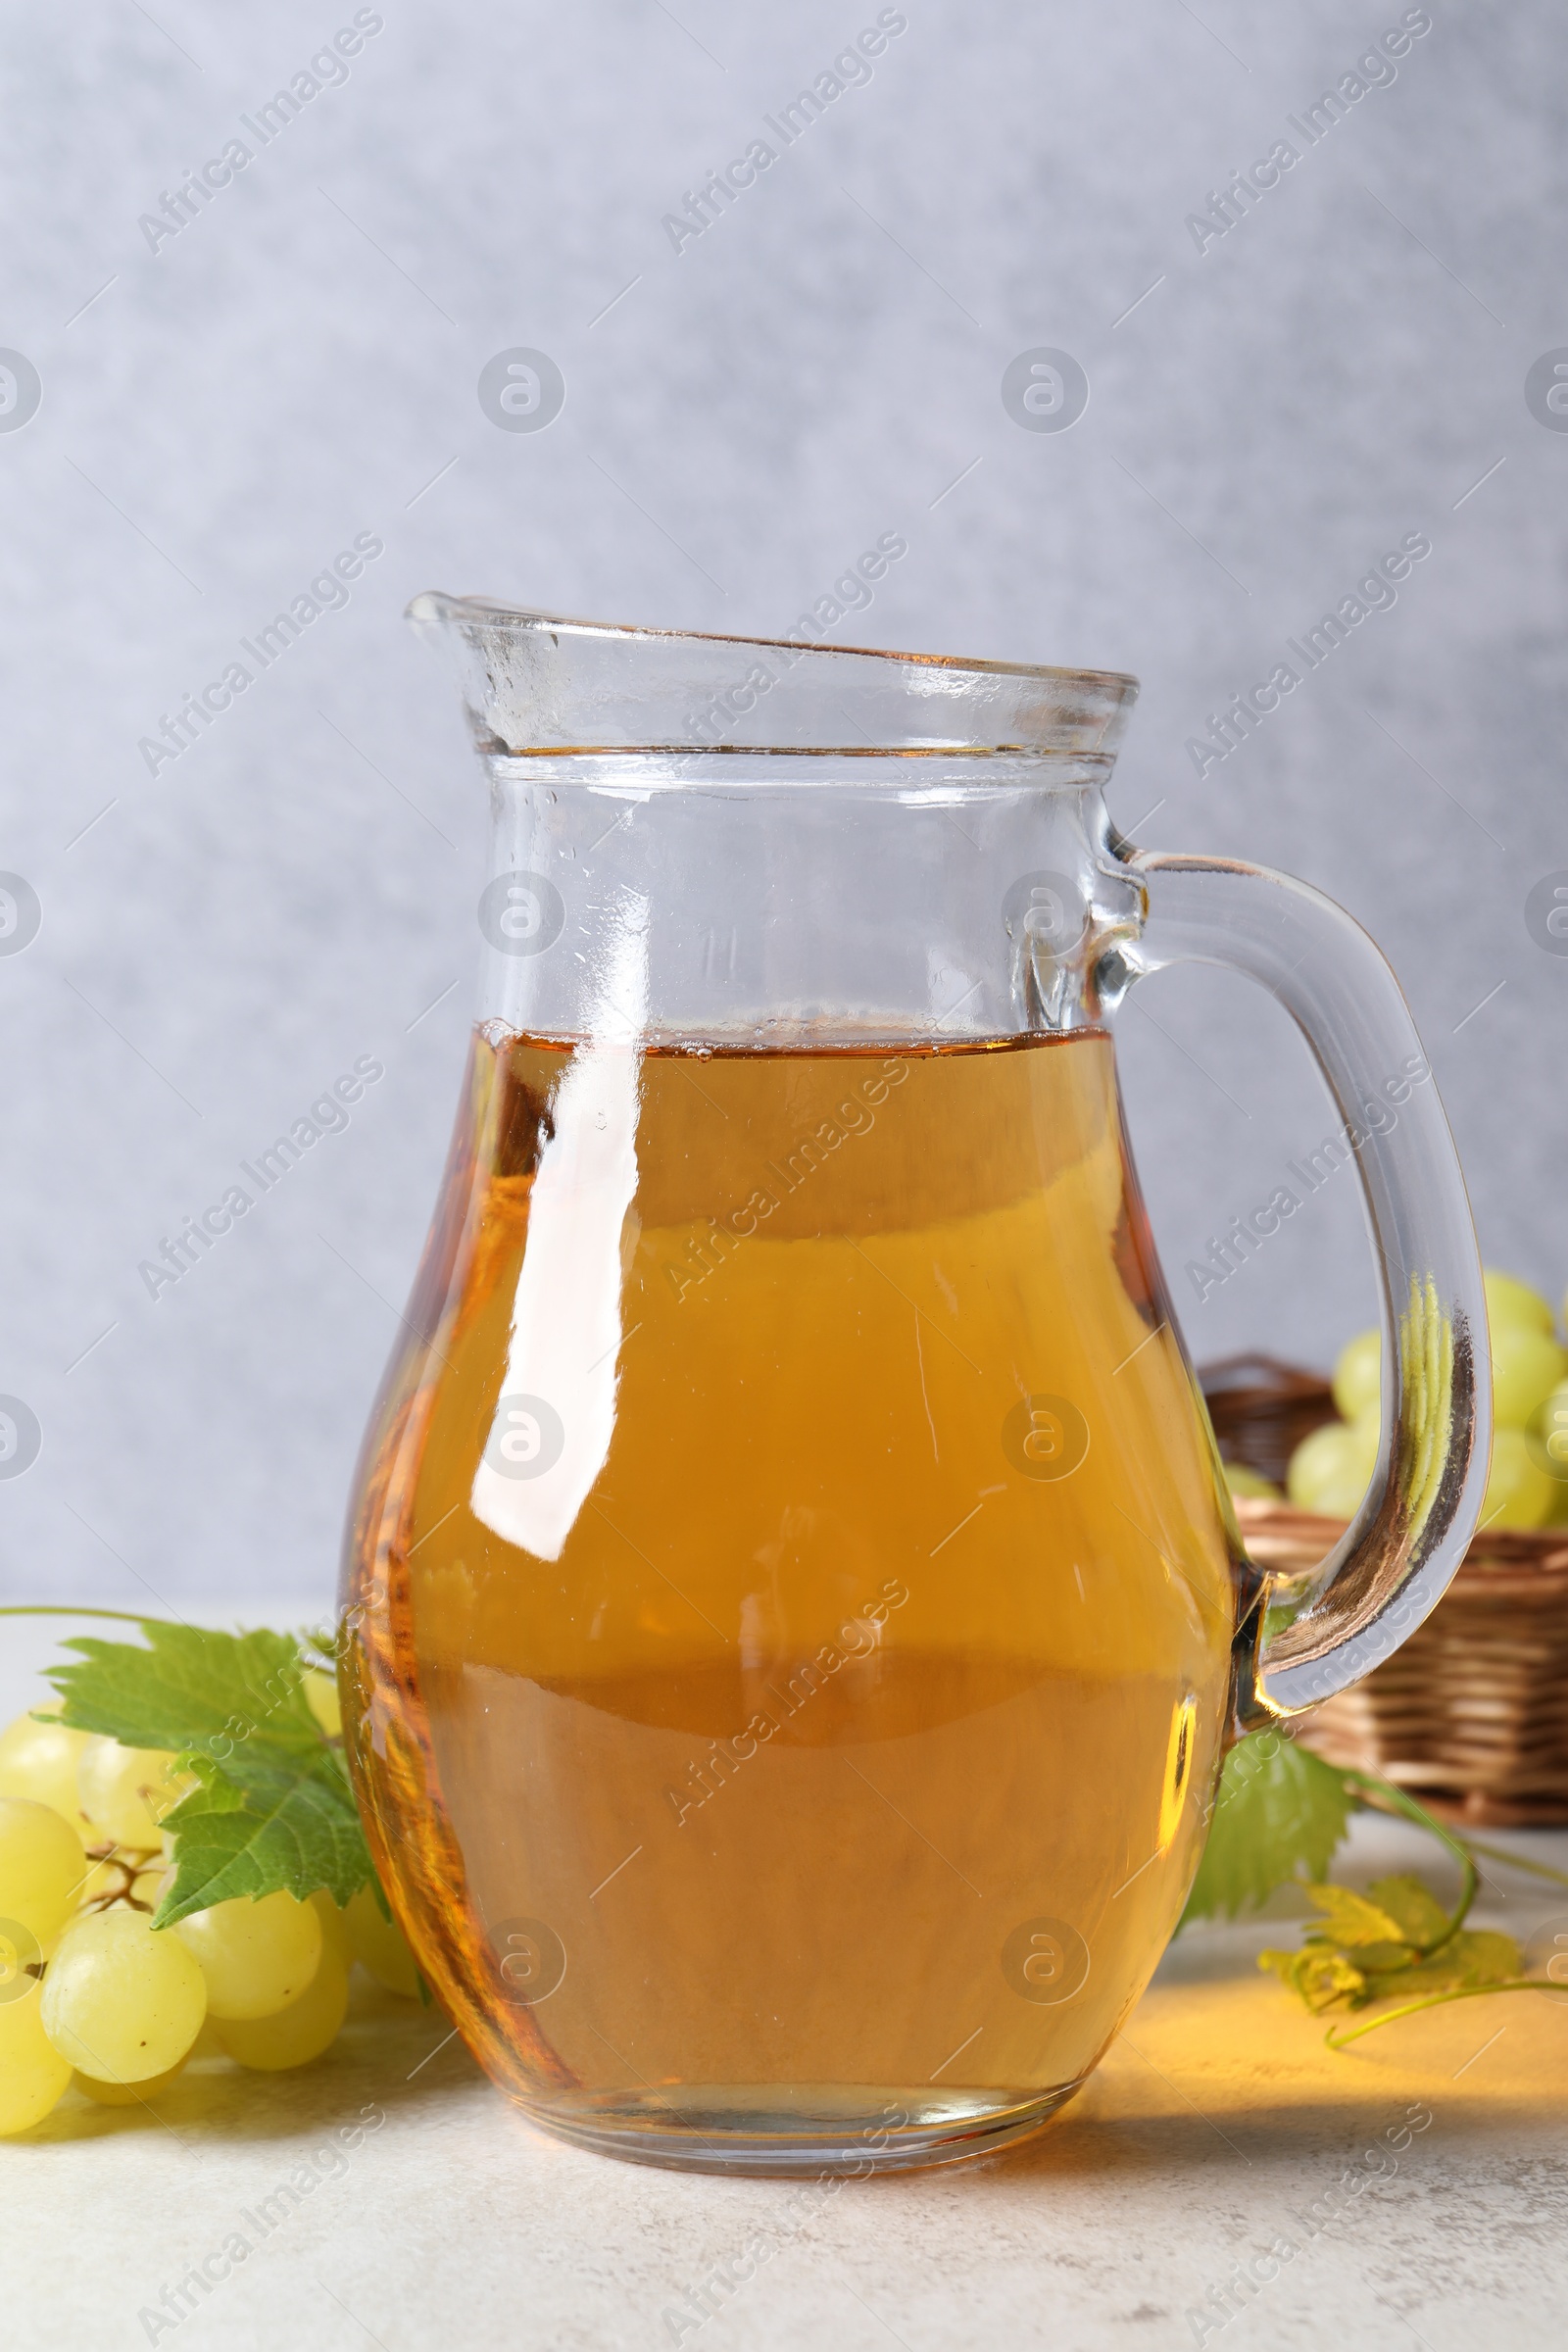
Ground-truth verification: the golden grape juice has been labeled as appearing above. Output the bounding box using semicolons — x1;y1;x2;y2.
341;1028;1242;2165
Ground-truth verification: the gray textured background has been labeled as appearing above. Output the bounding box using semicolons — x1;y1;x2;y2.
2;0;1564;1610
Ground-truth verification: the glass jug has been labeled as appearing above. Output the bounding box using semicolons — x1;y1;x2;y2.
340;600;1490;2177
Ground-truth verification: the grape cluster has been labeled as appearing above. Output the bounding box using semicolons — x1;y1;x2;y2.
1267;1267;1568;1530
0;1671;419;2136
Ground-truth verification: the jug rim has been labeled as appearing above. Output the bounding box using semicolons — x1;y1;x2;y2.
408;592;1141;759
407;594;1140;692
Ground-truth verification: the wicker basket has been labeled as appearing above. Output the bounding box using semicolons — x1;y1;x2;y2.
1201;1361;1568;1827
1200;1353;1337;1488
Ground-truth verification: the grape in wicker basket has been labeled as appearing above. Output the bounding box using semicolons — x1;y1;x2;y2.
1288;1266;1567;1529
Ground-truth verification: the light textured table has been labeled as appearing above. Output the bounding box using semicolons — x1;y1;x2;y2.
5;1629;1566;2351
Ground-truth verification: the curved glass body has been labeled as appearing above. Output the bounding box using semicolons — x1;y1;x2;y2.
340;604;1488;2176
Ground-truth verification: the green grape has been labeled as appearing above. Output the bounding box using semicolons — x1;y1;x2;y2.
1536;1378;1568;1466
76;1739;187;1850
0;1914;41;1993
0;1981;72;2134
1286;1413;1380;1520
1331;1327;1381;1423
1481;1426;1554;1530
0;1796;89;1945
40;1908;207;2082
311;1887;353;1963
1223;1463;1279;1501
0;1714;91;1836
345;1881;421;1997
171;1888;322;2020
1334;1285;1565;1437
302;1668;343;1740
1484;1269;1555;1337
1491;1323;1567;1430
216;1938;350;2071
1531;1379;1568;1513
74;2056;187;2105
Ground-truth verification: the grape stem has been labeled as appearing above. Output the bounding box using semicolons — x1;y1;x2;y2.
1338;1766;1479;1956
1456;1837;1568;1891
80;1852;156;1914
0;1605;159;1624
1324;1980;1556;2050
0;1604;338;1660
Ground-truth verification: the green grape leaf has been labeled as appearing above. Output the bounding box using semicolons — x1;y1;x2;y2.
1260;1862;1521;2016
1181;1731;1356;1925
45;1622;320;1763
1361;1873;1453;1947
1300;1883;1411;1952
1259;1944;1368;2012
42;1620;373;1922
1370;1929;1522;2003
152;1753;371;1924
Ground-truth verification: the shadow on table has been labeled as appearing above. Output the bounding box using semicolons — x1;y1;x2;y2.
18;1979;483;2153
15;1953;1566;2179
900;1965;1568;2195
961;2089;1494;2189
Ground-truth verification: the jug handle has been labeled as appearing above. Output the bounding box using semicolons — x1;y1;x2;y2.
1117;850;1493;1727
